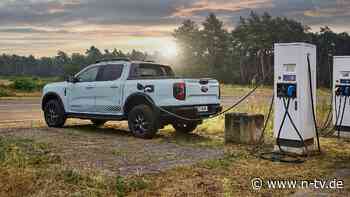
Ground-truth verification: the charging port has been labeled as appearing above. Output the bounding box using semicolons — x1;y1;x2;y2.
335;85;350;97
277;83;297;98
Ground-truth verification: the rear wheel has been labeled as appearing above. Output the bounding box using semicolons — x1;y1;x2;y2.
44;99;66;128
172;121;198;133
128;105;157;139
90;119;107;126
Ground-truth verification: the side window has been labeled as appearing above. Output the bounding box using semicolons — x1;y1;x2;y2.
162;66;175;77
97;64;124;81
77;67;99;82
128;64;174;79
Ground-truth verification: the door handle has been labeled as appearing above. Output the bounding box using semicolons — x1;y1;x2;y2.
110;86;119;89
86;86;95;90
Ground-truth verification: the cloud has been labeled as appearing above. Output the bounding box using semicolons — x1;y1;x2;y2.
0;27;69;34
1;0;350;56
0;0;183;27
172;0;273;17
303;2;350;18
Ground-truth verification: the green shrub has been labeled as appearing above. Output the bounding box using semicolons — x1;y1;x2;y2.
128;177;148;191
62;169;84;185
0;86;12;97
115;176;127;197
11;78;37;91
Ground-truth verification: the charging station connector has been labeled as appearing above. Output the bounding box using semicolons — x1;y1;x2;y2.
277;83;297;98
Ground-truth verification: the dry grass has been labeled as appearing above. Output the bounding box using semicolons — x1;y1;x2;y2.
130;137;350;196
0;136;152;197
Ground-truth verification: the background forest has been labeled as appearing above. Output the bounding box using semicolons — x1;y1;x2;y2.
1;12;350;87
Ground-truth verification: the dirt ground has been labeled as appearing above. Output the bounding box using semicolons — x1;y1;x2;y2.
0;123;224;176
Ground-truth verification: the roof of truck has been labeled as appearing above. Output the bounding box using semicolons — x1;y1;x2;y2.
95;58;167;65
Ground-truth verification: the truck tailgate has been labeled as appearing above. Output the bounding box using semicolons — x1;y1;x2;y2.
186;79;219;97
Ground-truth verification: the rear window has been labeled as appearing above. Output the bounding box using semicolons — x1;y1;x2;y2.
97;64;123;81
129;63;174;79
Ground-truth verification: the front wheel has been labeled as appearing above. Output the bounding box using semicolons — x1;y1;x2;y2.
128;105;158;139
44;100;66;128
172;121;198;133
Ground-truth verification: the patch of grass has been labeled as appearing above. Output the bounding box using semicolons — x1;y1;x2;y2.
115;176;149;197
62;169;85;185
0;137;60;168
112;149;129;157
128;177;148;191
220;84;272;97
0;86;13;97
115;176;127;197
0;136;148;197
133;137;350;196
159;125;224;148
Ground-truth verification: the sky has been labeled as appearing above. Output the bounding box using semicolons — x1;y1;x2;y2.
0;0;349;57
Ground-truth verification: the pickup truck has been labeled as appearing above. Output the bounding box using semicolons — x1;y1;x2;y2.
42;58;222;138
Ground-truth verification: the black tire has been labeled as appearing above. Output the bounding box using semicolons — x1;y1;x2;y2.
90;119;107;126
172;121;198;133
128;104;157;139
44;99;66;128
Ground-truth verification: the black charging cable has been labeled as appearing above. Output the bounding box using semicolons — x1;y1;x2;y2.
323;94;344;137
280;97;309;155
259;97;307;164
307;54;321;153
250;94;274;152
319;57;334;131
147;84;259;122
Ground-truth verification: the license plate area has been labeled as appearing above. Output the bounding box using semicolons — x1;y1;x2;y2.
196;106;208;112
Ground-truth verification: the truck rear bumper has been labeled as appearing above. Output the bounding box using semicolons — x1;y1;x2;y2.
159;104;222;120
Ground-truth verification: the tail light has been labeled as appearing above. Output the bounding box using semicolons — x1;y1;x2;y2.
173;82;186;100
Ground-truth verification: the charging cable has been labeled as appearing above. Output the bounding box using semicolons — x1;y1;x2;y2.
146;84;259;122
307;54;321;152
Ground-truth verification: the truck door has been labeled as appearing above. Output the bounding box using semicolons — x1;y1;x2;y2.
68;66;99;113
94;64;124;115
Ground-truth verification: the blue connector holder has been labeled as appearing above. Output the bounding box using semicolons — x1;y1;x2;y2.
345;87;350;96
287;85;296;98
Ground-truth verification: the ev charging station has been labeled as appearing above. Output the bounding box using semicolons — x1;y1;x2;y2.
333;56;350;138
274;43;317;155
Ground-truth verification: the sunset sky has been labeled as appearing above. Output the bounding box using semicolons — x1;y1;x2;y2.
0;0;349;57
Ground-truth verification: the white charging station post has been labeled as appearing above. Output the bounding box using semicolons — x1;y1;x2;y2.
274;43;317;155
333;56;350;138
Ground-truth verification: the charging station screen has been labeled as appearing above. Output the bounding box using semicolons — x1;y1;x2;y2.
283;64;296;72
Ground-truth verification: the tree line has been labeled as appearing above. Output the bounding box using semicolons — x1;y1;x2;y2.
0;47;152;77
1;12;350;86
174;12;350;87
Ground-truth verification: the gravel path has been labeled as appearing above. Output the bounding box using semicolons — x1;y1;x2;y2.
0;126;224;176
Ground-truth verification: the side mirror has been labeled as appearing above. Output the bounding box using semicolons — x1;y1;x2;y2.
66;75;78;83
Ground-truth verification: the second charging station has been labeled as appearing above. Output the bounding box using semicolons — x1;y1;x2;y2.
274;43;317;155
